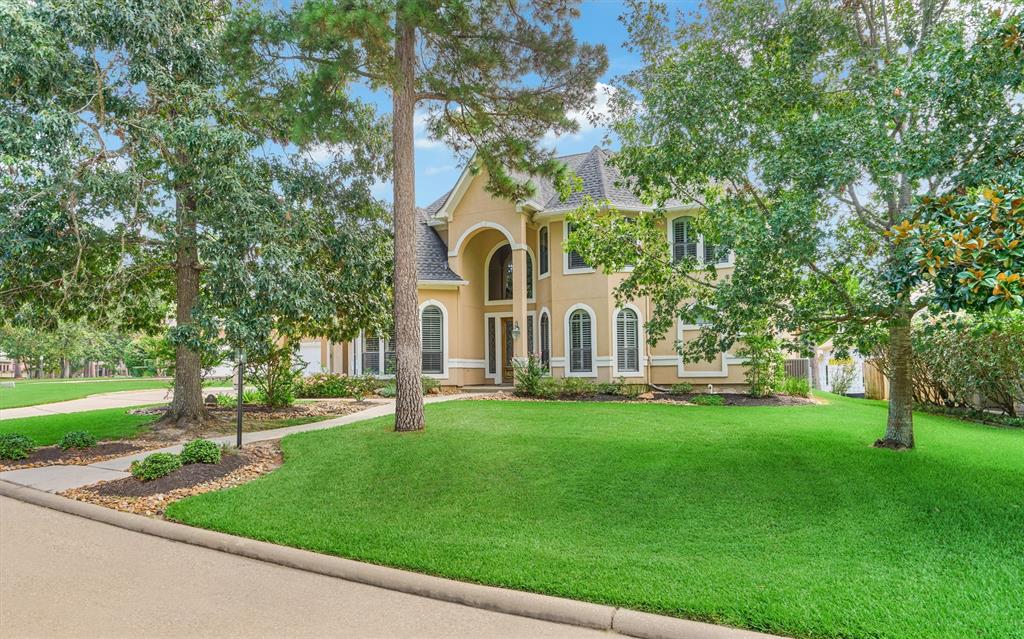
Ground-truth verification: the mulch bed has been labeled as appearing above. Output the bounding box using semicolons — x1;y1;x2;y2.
0;440;165;471
482;391;818;406
129;399;373;423
61;440;282;517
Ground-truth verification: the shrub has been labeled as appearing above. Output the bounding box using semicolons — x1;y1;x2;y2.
180;439;221;464
595;381;619;395
58;431;98;450
736;325;786;398
512;355;547;397
215;393;236;408
0;433;36;460
560;376;596;398
669;382;694;395
130;453;182;481
829;363;858;396
781;376;811;398
242;389;265;404
349;374;384;400
295;373;349;398
615;378;645;399
421;376;440;395
243;340;300;407
536;376;562;399
691;394;725;406
377;383;396;398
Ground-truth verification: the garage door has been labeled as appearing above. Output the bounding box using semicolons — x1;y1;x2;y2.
298;341;324;376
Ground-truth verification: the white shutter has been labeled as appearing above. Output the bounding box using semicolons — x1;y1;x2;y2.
673;218;697;262
421;306;443;374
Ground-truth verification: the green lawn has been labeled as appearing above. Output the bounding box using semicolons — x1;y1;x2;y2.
0;406;157;446
166;395;1024;639
0;377;229;409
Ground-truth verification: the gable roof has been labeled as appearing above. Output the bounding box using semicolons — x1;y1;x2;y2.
422;146;685;224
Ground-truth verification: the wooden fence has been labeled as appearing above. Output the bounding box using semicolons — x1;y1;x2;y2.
862;360;889;400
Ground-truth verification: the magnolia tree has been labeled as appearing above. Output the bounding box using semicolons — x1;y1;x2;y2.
0;0;391;428
567;0;1023;449
227;0;607;430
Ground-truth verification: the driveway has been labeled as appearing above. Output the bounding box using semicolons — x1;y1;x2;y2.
0;388;233;420
0;497;604;638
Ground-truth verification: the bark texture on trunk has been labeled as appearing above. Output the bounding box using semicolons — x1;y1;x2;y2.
392;17;424;432
876;314;915;449
163;189;206;429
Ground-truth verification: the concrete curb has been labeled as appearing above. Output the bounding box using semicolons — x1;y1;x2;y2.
0;481;786;639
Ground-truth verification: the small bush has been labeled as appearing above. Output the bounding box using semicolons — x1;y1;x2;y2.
215;393;236;408
616;383;645;399
0;433;36;460
130;453;182;481
58;431;98;450
421;376;440;395
536;377;562;399
560;376;596;398
829;363;857;396
595;382;618;395
512;355;547;397
377;383;396;398
781;376;811;398
691;394;725;406
670;382;694;395
180;439;221;464
295;373;349;398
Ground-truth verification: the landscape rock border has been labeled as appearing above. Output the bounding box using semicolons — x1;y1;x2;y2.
0;479;786;639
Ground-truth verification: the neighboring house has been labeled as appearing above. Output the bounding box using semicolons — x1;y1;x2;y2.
302;146;751;388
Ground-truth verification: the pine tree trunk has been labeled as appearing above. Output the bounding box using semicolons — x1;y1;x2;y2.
875;313;915;450
392;16;424;432
162;189;206;429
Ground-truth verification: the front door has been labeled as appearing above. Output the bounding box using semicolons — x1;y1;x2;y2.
501;318;514;384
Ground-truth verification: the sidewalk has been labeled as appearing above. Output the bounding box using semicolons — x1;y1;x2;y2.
0;387;232;420
0;394;480;493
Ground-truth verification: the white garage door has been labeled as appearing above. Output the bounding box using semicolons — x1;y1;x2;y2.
298;341;324;376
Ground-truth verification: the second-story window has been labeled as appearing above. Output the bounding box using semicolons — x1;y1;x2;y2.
672;217;698;262
566;222;590;270
539;226;549;275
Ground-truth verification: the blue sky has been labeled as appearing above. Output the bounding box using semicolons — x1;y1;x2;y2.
346;1;698;207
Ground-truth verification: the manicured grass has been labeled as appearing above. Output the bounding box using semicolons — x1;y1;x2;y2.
167;396;1024;639
0;407;157;446
0;378;229;409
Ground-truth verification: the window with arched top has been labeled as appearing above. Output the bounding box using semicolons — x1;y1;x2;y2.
539;312;551;367
420;305;444;374
616;309;639;373
568;309;593;373
539;227;549;275
487;244;533;301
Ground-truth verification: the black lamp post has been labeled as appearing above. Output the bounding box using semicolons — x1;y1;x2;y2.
236;347;245;449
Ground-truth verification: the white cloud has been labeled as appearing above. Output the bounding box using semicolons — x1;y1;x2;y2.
414;111;445;149
543;82;615;145
303;143;352;164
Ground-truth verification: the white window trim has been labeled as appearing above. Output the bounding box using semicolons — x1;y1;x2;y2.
563;303;598;377
667;214;734;268
419;299;449;379
562;220;596;275
354;331;395;379
611;304;646;378
484;311;513;384
669;320;744;378
539;224;551;280
484;242;536;306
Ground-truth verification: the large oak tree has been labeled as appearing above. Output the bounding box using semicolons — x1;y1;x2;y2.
567;0;1022;448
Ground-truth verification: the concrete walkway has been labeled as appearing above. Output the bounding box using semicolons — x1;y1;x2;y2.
0;395;480;493
0;496;605;639
0;387;233;420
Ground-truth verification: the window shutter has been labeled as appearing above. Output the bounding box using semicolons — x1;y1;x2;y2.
527;316;535;356
362;332;380;374
616;309;639;372
570;309;592;372
539;228;549;275
673;218;697;262
421;306;443;374
566;223;589;270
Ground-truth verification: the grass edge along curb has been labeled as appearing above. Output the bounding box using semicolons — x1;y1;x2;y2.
0;480;786;639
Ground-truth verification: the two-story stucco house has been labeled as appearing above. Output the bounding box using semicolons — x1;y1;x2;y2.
297;146;748;388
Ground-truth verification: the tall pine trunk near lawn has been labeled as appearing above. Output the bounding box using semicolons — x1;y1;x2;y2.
392;16;425;432
877;312;915;449
164;186;206;429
